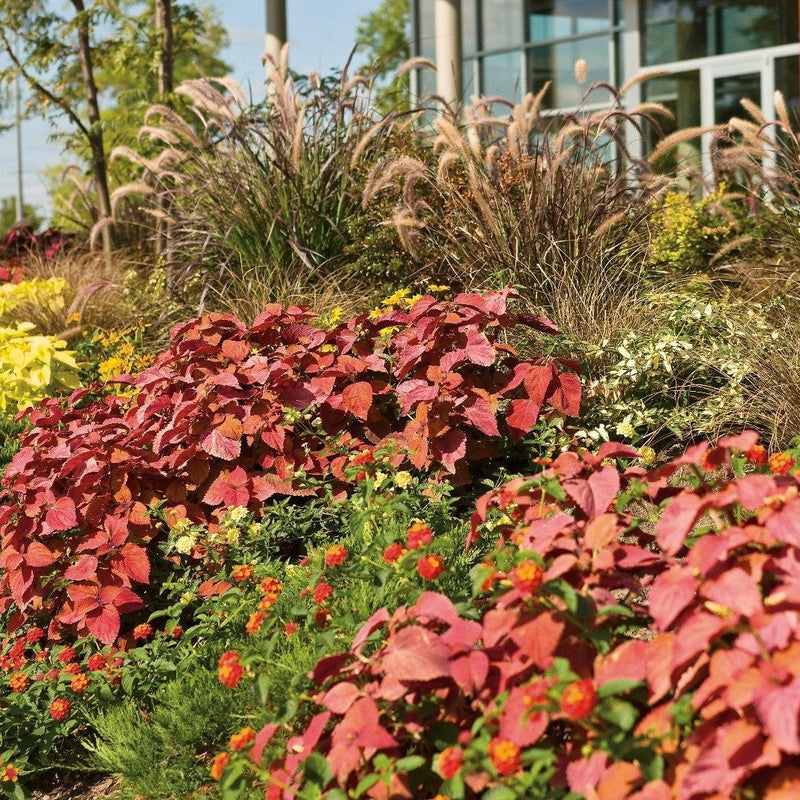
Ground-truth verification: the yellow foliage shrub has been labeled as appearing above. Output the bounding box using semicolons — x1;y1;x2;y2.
0;323;80;413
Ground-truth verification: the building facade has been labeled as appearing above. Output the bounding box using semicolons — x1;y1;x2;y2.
411;1;800;167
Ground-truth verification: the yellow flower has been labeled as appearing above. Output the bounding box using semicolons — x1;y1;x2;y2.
638;445;656;465
393;471;413;488
225;527;241;545
223;506;248;524
373;470;387;489
382;288;410;307
174;534;196;555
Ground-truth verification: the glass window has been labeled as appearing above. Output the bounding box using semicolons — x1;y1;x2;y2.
643;1;800;66
775;55;800;127
714;72;761;126
462;0;479;56
528;0;610;42
463;58;479;96
481;50;524;100
481;0;524;51
528;34;611;108
644;71;702;172
415;63;438;101
416;0;436;61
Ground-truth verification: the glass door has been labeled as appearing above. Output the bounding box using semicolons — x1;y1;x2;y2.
700;57;773;183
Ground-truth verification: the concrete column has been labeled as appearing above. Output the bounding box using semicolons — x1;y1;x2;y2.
434;0;462;109
265;0;287;70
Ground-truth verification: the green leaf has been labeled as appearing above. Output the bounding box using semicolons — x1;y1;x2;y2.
481;786;517;800
256;674;270;706
597;678;643;698
597;697;639;731
394;755;426;771
596;604;635;619
354;773;381;797
302;752;332;786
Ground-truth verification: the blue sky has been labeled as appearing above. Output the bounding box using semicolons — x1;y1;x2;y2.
0;0;381;222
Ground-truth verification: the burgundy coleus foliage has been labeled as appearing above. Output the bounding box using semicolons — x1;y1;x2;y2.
0;226;74;277
0;288;580;644
257;446;666;799
256;434;800;799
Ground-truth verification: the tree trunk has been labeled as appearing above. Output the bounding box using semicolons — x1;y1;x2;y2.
70;0;113;254
155;0;173;99
154;0;175;275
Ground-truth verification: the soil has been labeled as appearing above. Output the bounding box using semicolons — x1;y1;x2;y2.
28;773;118;800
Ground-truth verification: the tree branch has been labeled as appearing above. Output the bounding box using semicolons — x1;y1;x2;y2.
0;25;89;139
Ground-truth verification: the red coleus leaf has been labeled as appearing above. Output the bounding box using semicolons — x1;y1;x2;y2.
753;675;800;754
500;679;550;746
395;379;438;415
648;567;699;630
100;584;144;612
197;579;233;597
312;653;352;685
563;467;620;520
509;610;565;669
381;626;450;682
655;491;709;555
328;697;398;782
765;498;800;547
463;331;496;366
431;428;467;474
404;405;429;469
450;650;490;695
411;591;460;625
700;567;762;619
203;466;250;507
671;612;729;671
249;723;278;765
45;496;78;532
351;608;390;656
64;555;99;582
118;542;150;585
461;395;500;437
680;719;765;799
319;681;362;714
549;370;581;417
505;398;541;439
566;751;611;797
200;415;243;461
84;604;120;645
594;639;648;685
342;381;373;421
23;541;58;567
584;513;622;551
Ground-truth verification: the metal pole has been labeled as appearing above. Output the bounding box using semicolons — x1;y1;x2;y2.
14;33;23;223
265;0;287;73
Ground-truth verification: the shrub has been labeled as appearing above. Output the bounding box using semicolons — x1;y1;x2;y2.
363;85;671;343
567;283;783;453
204;431;800;799
646;183;743;276
0;226;74;272
0;277;68;324
114;66;412;312
0;323;80;414
0;289;579;646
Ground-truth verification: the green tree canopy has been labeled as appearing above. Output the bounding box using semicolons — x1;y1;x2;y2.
356;0;410;110
0;197;44;238
0;1;231;236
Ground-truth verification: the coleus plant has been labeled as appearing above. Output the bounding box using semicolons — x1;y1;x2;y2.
0;288;580;644
221;433;800;800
